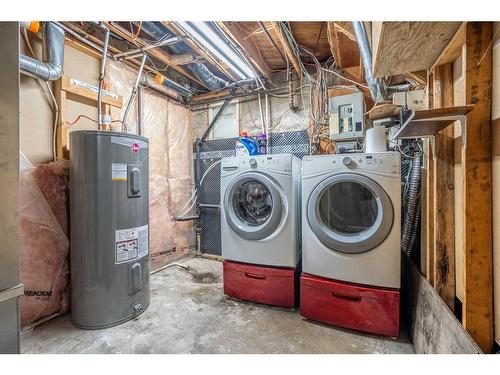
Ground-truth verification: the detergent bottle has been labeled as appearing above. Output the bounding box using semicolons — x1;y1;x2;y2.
235;132;259;156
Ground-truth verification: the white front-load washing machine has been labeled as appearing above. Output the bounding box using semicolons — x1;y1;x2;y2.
300;152;401;337
220;154;301;308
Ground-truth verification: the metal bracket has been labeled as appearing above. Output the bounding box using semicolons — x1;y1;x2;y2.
0;284;24;303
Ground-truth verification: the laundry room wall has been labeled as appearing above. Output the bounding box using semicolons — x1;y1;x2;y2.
191;90;311;141
19;31;195;328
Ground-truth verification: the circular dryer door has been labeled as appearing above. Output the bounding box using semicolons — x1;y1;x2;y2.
224;172;283;240
307;173;393;254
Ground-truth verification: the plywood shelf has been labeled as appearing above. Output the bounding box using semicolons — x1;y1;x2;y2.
394;105;474;139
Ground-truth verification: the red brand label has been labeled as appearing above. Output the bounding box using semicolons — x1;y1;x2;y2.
131;143;140;153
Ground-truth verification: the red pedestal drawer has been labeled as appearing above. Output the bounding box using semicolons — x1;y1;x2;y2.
223;260;296;308
300;273;400;337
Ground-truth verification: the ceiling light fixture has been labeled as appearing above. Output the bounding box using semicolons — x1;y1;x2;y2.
176;21;255;80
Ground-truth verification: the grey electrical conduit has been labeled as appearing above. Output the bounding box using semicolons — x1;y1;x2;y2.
352;21;388;102
97;26;110;129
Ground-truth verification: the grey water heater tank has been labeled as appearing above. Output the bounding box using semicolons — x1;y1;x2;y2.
70;130;150;329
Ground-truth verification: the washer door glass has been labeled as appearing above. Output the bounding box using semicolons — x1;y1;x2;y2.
308;173;393;254
224;172;283;240
233;181;273;225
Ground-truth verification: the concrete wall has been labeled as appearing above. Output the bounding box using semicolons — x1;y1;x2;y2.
492;21;500;346
192;90;310;141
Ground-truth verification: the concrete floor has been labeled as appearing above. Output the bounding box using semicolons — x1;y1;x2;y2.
21;257;414;354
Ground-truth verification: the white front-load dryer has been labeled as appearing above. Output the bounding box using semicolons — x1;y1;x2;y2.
300;152;401;337
220;154;301;308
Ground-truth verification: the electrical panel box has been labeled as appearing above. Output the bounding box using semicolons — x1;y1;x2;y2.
329;92;365;140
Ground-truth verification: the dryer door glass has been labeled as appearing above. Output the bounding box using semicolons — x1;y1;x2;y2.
307;173;393;254
319;182;378;234
224;172;283;241
233;180;273;225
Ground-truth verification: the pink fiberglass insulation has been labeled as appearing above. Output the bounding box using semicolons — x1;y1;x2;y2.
19;166;70;329
32;161;69;236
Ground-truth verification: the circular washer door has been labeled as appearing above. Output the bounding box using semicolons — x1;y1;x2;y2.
224;172;283;240
307;173;393;254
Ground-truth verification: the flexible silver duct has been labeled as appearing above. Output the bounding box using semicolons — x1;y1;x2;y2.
352;22;388;102
401;156;422;257
140;22;229;90
20;22;65;81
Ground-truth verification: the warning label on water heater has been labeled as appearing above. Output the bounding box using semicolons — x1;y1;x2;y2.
115;224;149;264
112;163;128;181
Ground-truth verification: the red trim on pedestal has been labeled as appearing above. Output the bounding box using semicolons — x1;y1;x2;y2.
223;260;296;308
300;273;400;337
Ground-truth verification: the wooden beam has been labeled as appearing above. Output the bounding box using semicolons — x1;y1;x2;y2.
431;22;466;71
372;22;462;78
218;22;272;80
270;22;302;76
103;21;211;90
425;70;435;284
54;78;69;160
327;22;360;69
462;22;494;353
61;75;123;108
162;21;239;82
432;63;456;311
333;22;357;41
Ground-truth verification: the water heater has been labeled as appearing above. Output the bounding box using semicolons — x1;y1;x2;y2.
70;130;150;329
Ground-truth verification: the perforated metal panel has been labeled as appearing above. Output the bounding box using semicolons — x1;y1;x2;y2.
195;131;309;255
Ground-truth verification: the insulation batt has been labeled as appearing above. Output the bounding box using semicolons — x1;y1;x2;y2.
19;159;70;328
108;61;195;271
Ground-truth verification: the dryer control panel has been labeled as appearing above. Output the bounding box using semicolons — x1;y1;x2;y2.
302;152;400;176
221;154;293;176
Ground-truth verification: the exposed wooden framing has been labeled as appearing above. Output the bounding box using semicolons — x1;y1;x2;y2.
372;22;462;78
54;78;68;160
326;22;360;69
218;22;272;80
102;21;211;90
405;71;427;87
432;63;455;311
162;21;239;82
270;22;303;76
327;22;343;68
61;75;123;108
425;70;435;284
431;22;467;71
333;22;356;41
462;22;494;353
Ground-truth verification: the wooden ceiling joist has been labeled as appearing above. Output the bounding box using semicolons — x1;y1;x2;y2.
162;21;240;82
431;22;466;71
218;22;273;80
270;22;303;76
326;22;360;69
103;21;210;90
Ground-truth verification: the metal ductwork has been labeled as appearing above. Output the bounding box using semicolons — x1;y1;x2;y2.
20;22;65;81
140;22;229;91
352;21;388;102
